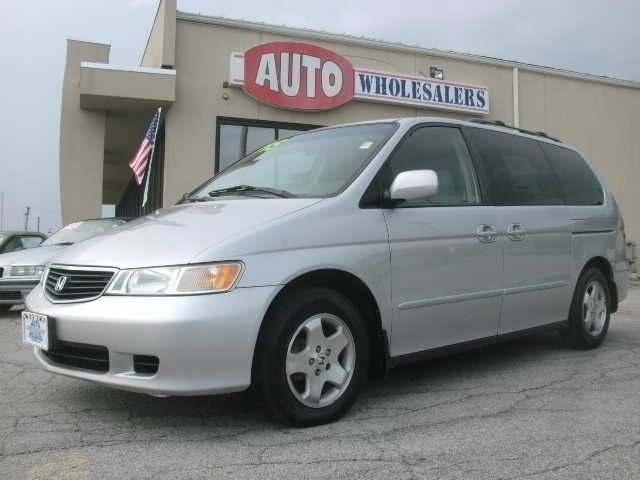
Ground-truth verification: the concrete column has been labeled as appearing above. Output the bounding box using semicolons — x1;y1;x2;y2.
59;40;109;224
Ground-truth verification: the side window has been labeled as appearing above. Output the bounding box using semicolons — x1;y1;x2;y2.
539;142;603;205
385;127;480;206
20;236;43;249
465;128;563;206
3;237;22;252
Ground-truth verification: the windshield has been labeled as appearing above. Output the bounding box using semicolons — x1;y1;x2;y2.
193;123;397;199
42;219;126;246
0;234;6;244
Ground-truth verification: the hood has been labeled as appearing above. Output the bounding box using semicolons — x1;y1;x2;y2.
49;198;322;269
0;245;65;268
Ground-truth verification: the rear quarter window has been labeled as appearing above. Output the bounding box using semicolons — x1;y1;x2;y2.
464;127;564;206
538;142;604;206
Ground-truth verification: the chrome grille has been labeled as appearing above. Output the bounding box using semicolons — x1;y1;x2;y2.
45;266;115;302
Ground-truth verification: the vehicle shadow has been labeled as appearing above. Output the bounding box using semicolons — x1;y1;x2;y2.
43;330;569;431
6;303;576;430
363;330;568;400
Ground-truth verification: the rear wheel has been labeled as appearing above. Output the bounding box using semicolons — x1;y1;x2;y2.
254;287;369;426
564;267;611;349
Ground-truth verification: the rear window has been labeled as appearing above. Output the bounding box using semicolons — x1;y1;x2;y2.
19;236;43;249
539;142;603;206
464;128;563;206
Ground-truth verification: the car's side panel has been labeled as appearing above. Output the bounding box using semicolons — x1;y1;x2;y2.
383;206;503;355
497;205;573;333
567;200;622;296
209;201;395;334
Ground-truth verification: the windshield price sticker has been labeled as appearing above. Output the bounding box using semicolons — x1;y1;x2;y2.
261;140;283;153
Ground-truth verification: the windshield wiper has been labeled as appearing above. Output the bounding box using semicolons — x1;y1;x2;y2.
208;185;296;198
180;193;214;203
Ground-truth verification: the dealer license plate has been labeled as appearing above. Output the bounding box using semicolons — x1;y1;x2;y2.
22;311;51;351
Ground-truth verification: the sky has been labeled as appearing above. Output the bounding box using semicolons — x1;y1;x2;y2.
0;0;639;233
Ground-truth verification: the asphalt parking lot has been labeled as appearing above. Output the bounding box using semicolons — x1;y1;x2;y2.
1;283;640;480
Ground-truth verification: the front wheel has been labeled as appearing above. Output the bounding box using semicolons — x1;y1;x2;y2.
564;267;611;349
254;287;369;426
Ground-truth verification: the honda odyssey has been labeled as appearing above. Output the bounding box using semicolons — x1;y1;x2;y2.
23;117;628;426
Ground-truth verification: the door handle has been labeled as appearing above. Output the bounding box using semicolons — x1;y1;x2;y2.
476;225;497;243
507;223;525;241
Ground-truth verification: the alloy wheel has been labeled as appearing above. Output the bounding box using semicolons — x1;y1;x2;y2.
583;280;607;337
285;313;356;408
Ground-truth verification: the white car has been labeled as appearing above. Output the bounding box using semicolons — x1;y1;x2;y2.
0;218;128;311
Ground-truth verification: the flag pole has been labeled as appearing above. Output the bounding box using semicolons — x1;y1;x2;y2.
142;107;162;210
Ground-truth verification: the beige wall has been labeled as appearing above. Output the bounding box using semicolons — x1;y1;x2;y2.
163;20;514;205
60;41;175;223
59;40;109;224
519;70;640;240
141;0;176;68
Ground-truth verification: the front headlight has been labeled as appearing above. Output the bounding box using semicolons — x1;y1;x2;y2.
9;265;45;277
105;262;243;296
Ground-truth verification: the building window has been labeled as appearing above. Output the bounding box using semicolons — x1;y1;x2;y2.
216;118;320;172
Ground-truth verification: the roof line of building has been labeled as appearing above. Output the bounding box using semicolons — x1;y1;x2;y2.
176;11;640;91
81;62;176;76
67;38;111;48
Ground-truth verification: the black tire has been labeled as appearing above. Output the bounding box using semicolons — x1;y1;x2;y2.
0;305;11;313
254;287;369;427
564;267;611;349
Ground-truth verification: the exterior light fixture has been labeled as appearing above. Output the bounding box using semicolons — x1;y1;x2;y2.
430;67;444;80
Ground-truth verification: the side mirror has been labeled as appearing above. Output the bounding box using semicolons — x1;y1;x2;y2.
389;170;439;202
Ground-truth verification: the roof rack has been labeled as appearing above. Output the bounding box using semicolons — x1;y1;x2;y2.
468;119;561;143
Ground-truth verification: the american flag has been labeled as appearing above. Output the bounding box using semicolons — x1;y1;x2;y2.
128;110;161;185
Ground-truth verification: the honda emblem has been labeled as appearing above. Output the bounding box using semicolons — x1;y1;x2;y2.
54;276;68;293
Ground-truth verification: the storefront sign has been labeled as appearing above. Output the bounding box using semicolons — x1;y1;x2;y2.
234;42;354;110
230;42;490;114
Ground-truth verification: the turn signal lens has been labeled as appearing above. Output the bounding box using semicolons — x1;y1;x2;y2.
176;263;242;293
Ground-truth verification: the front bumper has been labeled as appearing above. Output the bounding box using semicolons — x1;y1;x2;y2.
0;278;40;305
25;284;279;396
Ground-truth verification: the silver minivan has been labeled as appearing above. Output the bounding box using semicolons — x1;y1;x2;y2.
23;117;629;426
